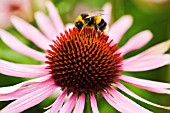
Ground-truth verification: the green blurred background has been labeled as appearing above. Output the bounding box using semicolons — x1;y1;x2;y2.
0;0;170;113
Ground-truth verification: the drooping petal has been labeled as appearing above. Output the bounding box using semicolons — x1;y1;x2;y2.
102;88;152;113
115;82;170;110
119;75;170;94
59;94;77;113
10;16;51;50
73;93;85;113
35;11;57;40
90;93;99;113
45;1;65;34
107;15;133;44
0;29;46;61
0;77;54;101
45;90;67;113
0;59;49;78
123;54;170;72
102;3;112;24
0;83;56;113
120;30;153;56
0;75;52;94
0;84;37;101
124;40;170;63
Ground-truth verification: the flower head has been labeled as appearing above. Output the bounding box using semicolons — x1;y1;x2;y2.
46;28;122;94
0;1;170;113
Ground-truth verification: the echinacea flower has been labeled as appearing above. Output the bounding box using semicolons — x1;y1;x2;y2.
0;0;32;28
0;1;170;113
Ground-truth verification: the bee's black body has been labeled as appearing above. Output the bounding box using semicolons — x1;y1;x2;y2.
75;13;107;34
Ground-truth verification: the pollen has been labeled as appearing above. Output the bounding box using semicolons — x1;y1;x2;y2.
46;28;122;94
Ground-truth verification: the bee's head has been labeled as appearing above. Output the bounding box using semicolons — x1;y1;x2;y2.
75;13;89;29
75;21;84;29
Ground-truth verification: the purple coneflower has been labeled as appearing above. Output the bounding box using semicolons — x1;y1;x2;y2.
0;1;170;113
0;0;32;28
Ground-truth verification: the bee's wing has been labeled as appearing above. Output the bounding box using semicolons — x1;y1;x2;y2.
86;10;105;18
90;10;104;14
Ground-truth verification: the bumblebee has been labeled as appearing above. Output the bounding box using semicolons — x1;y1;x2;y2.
75;11;107;34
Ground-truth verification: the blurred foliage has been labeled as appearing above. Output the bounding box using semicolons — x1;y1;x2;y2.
0;0;170;113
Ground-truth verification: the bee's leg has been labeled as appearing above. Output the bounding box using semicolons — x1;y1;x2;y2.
79;26;85;34
94;23;98;31
94;24;99;36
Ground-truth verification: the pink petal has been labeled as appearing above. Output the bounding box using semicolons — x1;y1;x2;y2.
119;75;170;94
107;15;133;44
0;59;49;78
0;77;54;101
73;93;85;113
124;40;170;63
45;90;67;113
0;83;56;113
102;3;112;24
115;82;170;110
140;39;170;56
120;30;153;56
123;54;170;71
102;91;125;112
102;88;152;113
0;75;52;94
90;93;99;113
10;16;51;50
35;11;57;40
45;1;65;34
0;29;46;62
59;94;77;113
